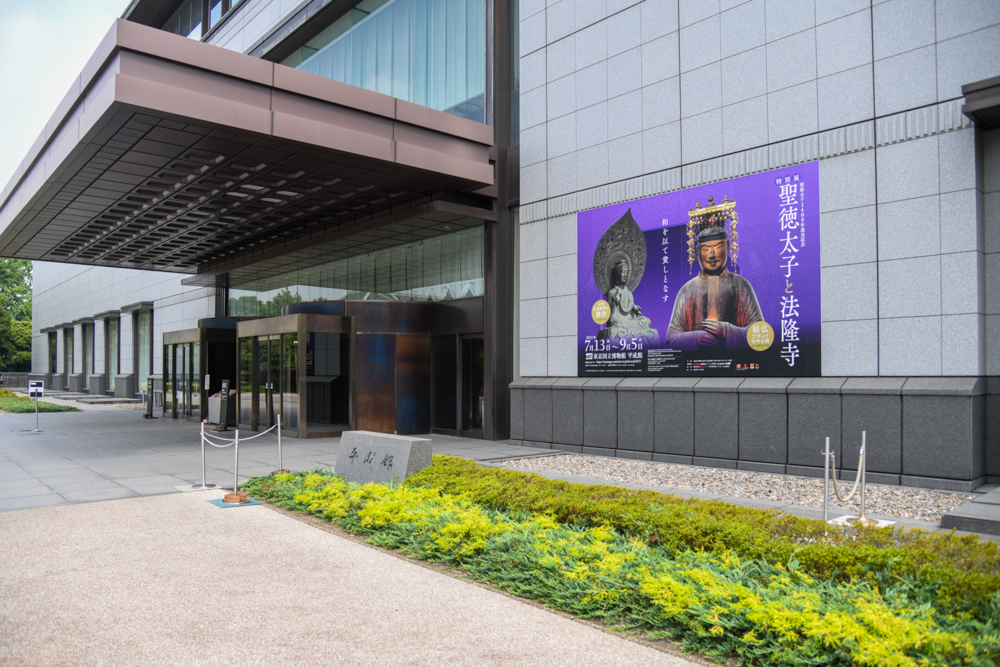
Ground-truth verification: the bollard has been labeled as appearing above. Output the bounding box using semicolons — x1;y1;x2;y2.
234;429;239;493
823;437;830;522
190;422;217;490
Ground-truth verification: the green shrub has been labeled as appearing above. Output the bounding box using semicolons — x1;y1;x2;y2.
404;456;1000;618
244;469;1000;666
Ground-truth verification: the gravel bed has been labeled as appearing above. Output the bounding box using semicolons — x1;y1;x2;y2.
108;402;147;410
493;454;975;523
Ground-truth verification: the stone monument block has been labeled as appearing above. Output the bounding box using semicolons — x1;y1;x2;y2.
336;431;432;485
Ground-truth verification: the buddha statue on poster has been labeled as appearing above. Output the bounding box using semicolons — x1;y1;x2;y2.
594;209;660;344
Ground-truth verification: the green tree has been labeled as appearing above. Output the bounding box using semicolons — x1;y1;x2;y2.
0;294;32;371
0;259;31;320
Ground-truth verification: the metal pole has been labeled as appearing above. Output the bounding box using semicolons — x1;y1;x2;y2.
234;430;240;493
823;437;830;522
35;395;39;433
201;421;207;489
277;412;283;472
859;430;867;521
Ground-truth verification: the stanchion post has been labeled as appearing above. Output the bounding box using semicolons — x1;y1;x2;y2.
233;430;240;493
201;422;207;489
35;395;39;433
277;413;283;472
859;430;868;522
823;437;830;522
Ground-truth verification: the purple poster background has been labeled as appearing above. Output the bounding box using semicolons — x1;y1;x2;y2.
577;162;821;377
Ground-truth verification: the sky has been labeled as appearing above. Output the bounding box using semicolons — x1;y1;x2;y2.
0;0;127;190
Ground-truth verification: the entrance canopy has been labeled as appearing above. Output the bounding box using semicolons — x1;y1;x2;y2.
0;19;495;274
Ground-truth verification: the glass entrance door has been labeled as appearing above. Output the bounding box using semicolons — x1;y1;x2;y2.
252;335;283;431
461;335;485;437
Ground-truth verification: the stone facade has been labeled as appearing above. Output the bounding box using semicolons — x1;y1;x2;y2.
514;0;1000;486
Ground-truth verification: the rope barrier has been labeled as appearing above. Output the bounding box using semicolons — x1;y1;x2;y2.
239;422;279;441
822;431;874;524
830;448;864;503
202;431;237;445
196;414;284;494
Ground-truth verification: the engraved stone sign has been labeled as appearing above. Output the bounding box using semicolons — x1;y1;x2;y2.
335;431;432;485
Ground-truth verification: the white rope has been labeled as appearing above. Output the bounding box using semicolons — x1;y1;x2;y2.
202;430;236;442
201;433;235;448
240;423;279;441
830;448;864;503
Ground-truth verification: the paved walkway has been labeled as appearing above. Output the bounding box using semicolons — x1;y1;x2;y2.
2;398;997;540
0;490;697;666
0;402;538;512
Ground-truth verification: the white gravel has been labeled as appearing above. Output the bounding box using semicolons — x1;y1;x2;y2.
493;454;975;523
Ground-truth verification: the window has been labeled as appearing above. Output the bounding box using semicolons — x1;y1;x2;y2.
64;328;74;378
83;323;94;389
164;0;236;40
229;227;484;316
106;318;119;392
281;0;486;123
48;332;57;374
136;311;153;395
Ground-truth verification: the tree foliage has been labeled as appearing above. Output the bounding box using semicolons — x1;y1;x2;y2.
0;293;31;371
0;259;31;320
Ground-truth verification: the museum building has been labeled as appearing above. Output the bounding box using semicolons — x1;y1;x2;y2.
4;0;1000;490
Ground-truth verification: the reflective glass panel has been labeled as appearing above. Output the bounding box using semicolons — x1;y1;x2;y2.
83;324;93;390
164;345;174;415
164;0;202;39
191;342;201;416
229;227;483;316
136;312;152;394
257;338;270;428
282;333;298;430
282;0;486;123
49;332;57;374
65;329;74;380
179;345;190;416
239;337;252;424
107;319;118;392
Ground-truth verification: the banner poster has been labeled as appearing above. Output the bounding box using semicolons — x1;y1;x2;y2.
577;161;820;378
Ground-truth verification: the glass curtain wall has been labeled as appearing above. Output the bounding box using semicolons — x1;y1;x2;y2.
191;343;201;416
282;0;486;122
48;333;57;374
106;319;119;392
164;0;202;38
136;311;152;395
282;333;298;430
230;227;483;316
64;329;74;381
164;345;174;414
239;337;252;424
83;324;94;390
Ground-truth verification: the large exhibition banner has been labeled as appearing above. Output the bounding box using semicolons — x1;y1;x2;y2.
577;162;820;377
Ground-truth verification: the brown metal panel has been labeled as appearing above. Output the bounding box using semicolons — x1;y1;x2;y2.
395;334;431;435
389;302;431;334
355;333;395;434
238;314;299;338
164;328;200;345
430;297;485;335
345;301;391;334
395;142;494;186
396;99;494;146
117;19;275;86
